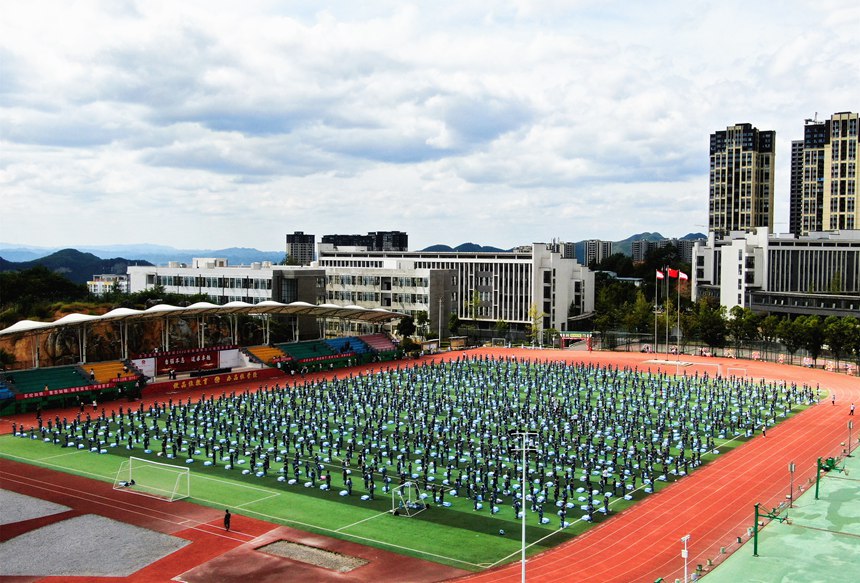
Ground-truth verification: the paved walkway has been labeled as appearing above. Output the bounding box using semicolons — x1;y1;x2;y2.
704;447;860;583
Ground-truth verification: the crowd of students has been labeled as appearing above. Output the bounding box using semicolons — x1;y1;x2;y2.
12;354;817;527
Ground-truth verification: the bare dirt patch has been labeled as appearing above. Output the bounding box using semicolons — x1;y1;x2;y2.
257;540;369;572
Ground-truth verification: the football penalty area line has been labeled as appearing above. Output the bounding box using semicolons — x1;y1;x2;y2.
36;449;87;462
199;501;485;570
335;510;390;532
192;472;280;495
235;491;281;509
0;451;115;481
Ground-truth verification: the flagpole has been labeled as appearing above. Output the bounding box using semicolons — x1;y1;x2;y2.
654;270;658;353
665;265;669;358
676;274;681;362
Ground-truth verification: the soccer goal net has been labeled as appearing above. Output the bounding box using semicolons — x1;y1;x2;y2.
113;457;190;502
491;338;508;347
391;481;427;517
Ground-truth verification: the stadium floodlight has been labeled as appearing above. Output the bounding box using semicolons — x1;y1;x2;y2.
113;457;190;502
680;534;690;583
508;429;538;583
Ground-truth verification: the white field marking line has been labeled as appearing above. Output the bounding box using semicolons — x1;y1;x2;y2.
190;496;484;569
482;481;655;570
3;449;459;563
36;450;87;462
192;472;280;495
1;451;116;481
235;491;281;509
0;473;256;544
335;509;389;532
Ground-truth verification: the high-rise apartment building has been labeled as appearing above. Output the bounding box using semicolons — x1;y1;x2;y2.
788;139;805;236
708;123;775;237
286;231;315;265
827;112;859;231
790;112;859;235
583;240;613;266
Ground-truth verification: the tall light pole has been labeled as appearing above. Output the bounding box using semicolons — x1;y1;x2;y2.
680;534;691;583
848;420;854;457
438;296;442;343
509;429;538;583
788;462;796;508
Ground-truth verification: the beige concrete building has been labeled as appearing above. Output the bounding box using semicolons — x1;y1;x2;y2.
792;112;859;236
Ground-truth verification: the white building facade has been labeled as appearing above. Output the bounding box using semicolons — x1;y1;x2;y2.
87;274;129;296
126;244;595;340
692;228;860;317
315;242;594;336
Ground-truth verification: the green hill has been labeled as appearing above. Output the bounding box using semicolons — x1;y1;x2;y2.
0;249;152;284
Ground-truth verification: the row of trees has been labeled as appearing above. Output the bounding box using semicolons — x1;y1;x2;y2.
595;285;860;366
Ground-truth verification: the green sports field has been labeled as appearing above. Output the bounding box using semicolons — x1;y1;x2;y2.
1;435;581;570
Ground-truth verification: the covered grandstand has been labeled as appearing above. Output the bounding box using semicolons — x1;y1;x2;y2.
0;302;406;415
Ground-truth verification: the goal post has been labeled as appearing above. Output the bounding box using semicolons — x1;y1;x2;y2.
676;361;723;379
491;338;507;348
391;481;427;517
113;457;190;502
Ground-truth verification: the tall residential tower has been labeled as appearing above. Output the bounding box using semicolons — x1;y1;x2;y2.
708;123;775;238
286;231;315;265
790;112;859;235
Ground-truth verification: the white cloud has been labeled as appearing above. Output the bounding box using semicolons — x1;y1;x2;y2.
1;0;857;251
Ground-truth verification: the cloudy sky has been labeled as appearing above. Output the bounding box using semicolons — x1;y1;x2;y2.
1;1;857;252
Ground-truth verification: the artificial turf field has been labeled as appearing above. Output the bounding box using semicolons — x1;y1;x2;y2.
0;353;817;573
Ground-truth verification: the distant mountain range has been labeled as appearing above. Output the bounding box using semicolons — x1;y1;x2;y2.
421;242;510;253
420;233;706;260
0;244;285;286
608;232;706;258
0;243;284;268
0;249;153;285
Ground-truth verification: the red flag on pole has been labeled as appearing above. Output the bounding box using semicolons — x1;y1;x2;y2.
678;271;689;281
667;268;679;278
656;270;665;280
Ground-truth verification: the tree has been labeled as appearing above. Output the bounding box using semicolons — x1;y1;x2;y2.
493;319;509;338
694;297;726;350
797;315;825;364
679;309;697;353
396;317;416;338
847;317;860;367
759;314;780;360
594;253;634;277
823;316;855;366
777;317;802;365
627;291;654;334
527;303;546;345
726;306;759;356
448;313;461;336
464;290;481;322
415;311;429;338
0;266;88;316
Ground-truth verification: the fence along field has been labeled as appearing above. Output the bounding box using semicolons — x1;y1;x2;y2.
0;356;817;569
